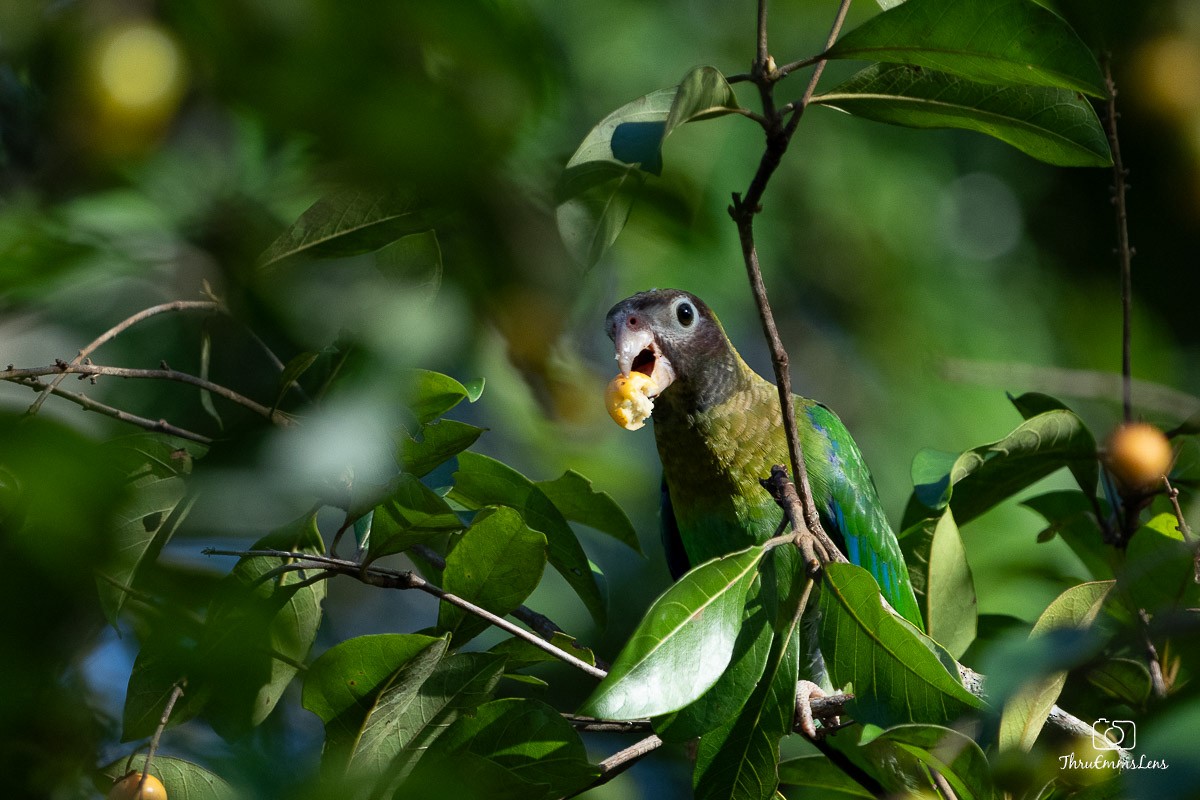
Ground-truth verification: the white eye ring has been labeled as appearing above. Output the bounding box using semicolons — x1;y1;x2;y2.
676;301;695;327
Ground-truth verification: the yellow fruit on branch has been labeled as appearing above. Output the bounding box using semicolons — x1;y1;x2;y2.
605;372;658;431
1104;422;1174;490
108;771;167;800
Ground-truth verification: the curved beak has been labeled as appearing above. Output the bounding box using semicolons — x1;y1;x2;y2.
613;324;676;397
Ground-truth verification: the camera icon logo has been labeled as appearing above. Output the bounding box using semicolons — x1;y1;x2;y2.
1092;718;1135;750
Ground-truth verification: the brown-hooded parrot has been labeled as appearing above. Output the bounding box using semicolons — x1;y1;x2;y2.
604;288;922;628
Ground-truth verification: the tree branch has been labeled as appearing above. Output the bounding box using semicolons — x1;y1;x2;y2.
139;680;186;795
24;300;222;415
202;547;607;680
8;376;213;443
3;362;294;426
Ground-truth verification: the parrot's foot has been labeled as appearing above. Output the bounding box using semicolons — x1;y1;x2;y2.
795;680;836;739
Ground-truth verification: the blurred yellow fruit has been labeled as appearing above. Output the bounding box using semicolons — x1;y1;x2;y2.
108;771;167;800
605;372;658;431
1105;422;1174;489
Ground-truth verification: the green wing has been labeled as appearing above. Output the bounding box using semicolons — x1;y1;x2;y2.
801;401;924;630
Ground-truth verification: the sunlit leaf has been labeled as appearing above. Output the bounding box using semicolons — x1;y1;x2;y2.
438;506;547;645
655;580;772;742
97;755;236;800
819;563;985;727
450;452;606;624
1120;516;1200;614
860;723;996;800
578;545;764;719
406;369;472;424
367;474;464;562
899;508;977;658
813;65;1111;168
998;580;1113;751
535;469;641;554
827;0;1106;97
692;551;806;800
904;409;1100;528
200;512;326;739
259;189;442;269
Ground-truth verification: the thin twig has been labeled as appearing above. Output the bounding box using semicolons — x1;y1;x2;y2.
139;680;186;795
1138;608;1169;699
564;735;665;799
1102;57;1134;424
930;767;960;800
4;362;293;426
9;376;213;443
25;300;221;415
755;0;769;66
202;547;607;680
1162;475;1199;583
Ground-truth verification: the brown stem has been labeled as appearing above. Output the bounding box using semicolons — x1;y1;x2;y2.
1102;57;1134;424
139;680;186;794
1138;608;1169;698
25;300;221;415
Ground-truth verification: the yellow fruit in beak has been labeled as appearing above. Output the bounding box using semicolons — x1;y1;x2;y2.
605;372;658;431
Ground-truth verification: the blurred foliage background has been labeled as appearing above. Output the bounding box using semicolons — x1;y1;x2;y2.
2;0;1199;797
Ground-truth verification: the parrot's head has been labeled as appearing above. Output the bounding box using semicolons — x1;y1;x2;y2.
605;289;744;412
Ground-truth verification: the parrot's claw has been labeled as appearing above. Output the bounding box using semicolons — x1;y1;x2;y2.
795;680;835;739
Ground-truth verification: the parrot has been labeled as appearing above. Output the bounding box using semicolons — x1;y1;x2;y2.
603;289;927;795
604;288;922;628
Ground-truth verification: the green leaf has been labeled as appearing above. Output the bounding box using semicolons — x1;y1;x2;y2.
438;507;548;645
905;409;1100;527
489;631;597;670
200;512;326;739
859;724;996;800
407;369;473;424
399;418;485;478
1008;391;1072;419
272;350;319;413
555;66;742;267
818;563;985;727
374;229;442;299
431;698;599;796
578;545;765;719
97;755;236;800
367;474;464;562
778;754;874;799
663;65;744;137
1022;491;1117;580
1120;516;1200;614
998;580;1113;751
655;580;772;742
122;631;208;741
1087;657;1152;706
535;469;641;554
198;328;222;430
899;508;977;658
813;64;1111;168
692;552;807;800
303;633;446;769
450;452;606;625
259;189;441;269
826;0;1106;97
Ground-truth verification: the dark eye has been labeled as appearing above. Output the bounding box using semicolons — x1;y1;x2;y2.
676;302;695;327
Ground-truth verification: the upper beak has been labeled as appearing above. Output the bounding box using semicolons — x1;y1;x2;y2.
613;322;676;397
